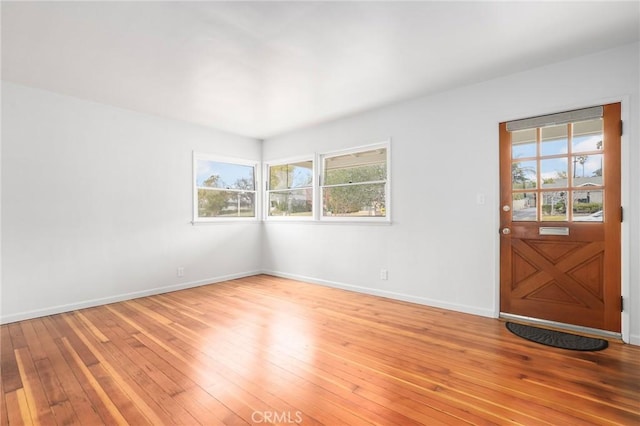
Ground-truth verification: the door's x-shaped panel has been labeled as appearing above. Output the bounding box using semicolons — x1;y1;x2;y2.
511;239;605;309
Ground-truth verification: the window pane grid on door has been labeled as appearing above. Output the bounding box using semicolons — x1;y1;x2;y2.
510;119;604;222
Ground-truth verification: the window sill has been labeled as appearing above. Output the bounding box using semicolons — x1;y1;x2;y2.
191;219;261;225
264;219;392;226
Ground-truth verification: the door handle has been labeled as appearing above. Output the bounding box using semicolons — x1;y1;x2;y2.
501;228;511;235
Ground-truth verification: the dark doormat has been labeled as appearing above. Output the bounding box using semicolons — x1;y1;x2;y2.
506;322;608;351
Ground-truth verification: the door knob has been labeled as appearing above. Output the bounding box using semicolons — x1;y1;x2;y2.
502;205;511;212
502;228;511;235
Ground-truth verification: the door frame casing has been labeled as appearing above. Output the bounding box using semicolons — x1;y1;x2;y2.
494;96;631;343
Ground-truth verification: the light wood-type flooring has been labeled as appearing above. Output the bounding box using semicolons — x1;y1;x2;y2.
1;275;639;425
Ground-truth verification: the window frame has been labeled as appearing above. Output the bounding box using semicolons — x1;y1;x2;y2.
319;141;391;223
263;156;316;221
192;152;260;223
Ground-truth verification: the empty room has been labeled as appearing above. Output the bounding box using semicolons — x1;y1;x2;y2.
1;1;639;425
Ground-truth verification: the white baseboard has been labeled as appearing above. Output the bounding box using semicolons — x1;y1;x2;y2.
9;270;632;346
263;270;495;319
0;270;261;324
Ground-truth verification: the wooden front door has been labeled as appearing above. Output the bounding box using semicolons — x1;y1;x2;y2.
499;103;621;332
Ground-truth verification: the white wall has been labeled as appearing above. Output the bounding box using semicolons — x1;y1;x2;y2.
1;82;262;323
262;43;640;344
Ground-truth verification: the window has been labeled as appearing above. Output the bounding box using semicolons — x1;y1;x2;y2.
320;143;389;220
193;153;258;221
266;159;314;218
509;111;605;222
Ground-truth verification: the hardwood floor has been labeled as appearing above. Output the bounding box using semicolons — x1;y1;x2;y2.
1;275;639;425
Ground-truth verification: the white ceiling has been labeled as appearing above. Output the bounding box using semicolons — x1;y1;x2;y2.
2;1;639;139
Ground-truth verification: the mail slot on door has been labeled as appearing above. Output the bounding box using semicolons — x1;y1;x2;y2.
539;227;570;236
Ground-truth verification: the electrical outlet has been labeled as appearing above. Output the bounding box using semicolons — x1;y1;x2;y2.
380;269;388;280
177;267;184;277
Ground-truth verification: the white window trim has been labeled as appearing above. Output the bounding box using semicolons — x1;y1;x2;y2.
264;155;316;221
192;151;261;223
319;140;391;223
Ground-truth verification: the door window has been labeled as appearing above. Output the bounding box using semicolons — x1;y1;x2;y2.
510;118;604;222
